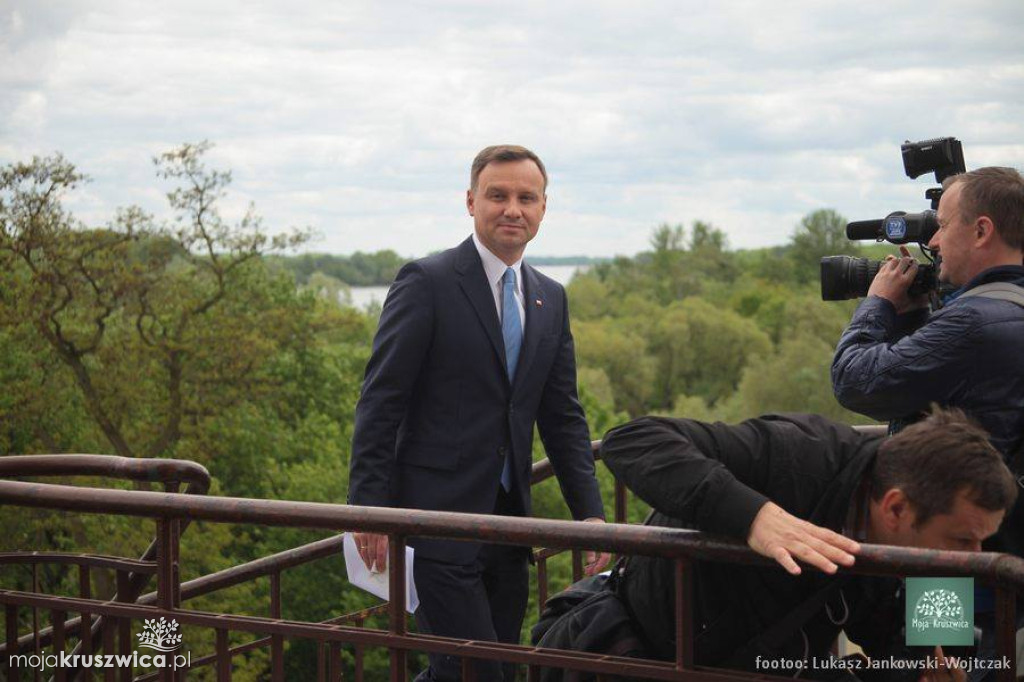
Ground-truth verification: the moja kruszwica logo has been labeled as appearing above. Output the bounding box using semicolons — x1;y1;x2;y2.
137;617;183;652
906;578;974;646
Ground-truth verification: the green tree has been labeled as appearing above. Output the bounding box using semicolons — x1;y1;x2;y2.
788;208;860;285
722;334;867;423
648;298;772;409
0;144;307;460
573;319;656;416
564;272;612;321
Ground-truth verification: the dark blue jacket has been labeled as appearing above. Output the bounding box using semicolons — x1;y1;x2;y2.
832;265;1024;457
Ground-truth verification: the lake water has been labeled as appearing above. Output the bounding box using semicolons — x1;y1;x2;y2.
346;264;590;310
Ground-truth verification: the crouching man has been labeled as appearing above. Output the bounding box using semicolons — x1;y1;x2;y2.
534;407;1017;680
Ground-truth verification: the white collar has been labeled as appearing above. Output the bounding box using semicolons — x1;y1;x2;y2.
472;232;523;289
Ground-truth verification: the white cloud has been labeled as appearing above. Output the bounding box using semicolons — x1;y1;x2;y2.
2;0;1022;257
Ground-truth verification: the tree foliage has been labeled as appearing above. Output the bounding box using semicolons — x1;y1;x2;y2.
787;208;862;285
569;209;874;426
0;143;309;460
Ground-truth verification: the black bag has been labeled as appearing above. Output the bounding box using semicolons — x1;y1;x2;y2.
530;572;648;682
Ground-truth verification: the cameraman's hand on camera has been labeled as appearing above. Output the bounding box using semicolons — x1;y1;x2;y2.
867;246;930;314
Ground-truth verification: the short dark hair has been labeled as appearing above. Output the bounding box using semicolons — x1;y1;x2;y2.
943;167;1024;250
470;145;548;192
869;406;1017;527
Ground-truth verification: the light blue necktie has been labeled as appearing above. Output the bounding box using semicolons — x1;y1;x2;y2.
500;267;522;491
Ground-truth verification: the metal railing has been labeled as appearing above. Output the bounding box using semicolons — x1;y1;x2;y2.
1;437;1021;682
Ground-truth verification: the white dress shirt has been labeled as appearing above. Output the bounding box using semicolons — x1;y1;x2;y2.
472;232;526;333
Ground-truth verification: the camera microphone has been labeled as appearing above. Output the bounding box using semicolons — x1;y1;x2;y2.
846;219;884;241
845;210;938;244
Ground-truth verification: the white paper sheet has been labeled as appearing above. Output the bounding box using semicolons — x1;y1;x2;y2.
342;533;419;614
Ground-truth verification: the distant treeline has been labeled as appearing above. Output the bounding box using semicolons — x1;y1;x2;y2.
525;255;608;266
270;252;608;286
268;251;407;286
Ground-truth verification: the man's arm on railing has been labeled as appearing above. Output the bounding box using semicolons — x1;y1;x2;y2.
600;416;858;575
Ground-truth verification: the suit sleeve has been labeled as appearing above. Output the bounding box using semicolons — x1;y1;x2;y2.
348;262;434;507
831;296;980;420
535;288;606;521
600;417;770;539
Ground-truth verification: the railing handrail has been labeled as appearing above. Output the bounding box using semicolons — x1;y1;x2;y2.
0;454;210;494
0;553;157;573
1;478;1022;586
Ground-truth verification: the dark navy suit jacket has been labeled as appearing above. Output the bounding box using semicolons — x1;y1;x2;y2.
348;237;605;563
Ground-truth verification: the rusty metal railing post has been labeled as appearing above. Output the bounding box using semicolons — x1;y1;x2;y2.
461;655;477;681
995;585;1017;682
536;556;548;617
270;571;284;681
164;480;184;680
52;608;66;682
156;518;175;682
353;616;365;681
5;603;18;682
102;610;116;682
614;479;627;526
115;570;131;682
674;558;694;674
387;534;406;682
78;563;91;664
30;562;39;682
329;642;342;681
215;628;231;681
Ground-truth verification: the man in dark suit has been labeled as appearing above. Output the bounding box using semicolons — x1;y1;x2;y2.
348;145;609;681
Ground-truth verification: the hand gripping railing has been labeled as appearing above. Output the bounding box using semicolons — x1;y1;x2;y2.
0;472;1021;682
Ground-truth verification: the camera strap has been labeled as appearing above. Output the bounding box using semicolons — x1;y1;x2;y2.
957;282;1024;308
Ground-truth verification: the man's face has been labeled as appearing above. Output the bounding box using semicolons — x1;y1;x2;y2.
467;159;546;265
893;490;1004;552
930;182;977;287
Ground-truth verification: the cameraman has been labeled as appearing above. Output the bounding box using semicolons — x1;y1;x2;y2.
832;166;1024;678
832;166;1024;462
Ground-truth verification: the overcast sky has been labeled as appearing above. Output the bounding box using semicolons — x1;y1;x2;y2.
2;1;1023;258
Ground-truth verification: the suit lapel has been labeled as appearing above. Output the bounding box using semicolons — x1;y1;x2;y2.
454;237;508;378
514;263;547;394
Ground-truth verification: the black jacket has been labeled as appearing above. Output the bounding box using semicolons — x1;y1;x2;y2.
600;414;918;676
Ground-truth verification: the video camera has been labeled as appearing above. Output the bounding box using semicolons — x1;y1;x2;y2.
820;137;966;301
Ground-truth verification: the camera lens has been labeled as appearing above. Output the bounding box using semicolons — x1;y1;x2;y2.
820;256;879;300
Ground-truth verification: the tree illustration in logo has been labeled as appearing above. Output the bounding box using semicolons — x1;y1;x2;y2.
915;589;964;620
137;617;183;651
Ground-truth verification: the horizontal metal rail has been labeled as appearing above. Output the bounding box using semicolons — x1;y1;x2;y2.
0;554;156;574
0;480;1019;581
0;455;210;494
0;427;1013;682
2;477;1023;682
